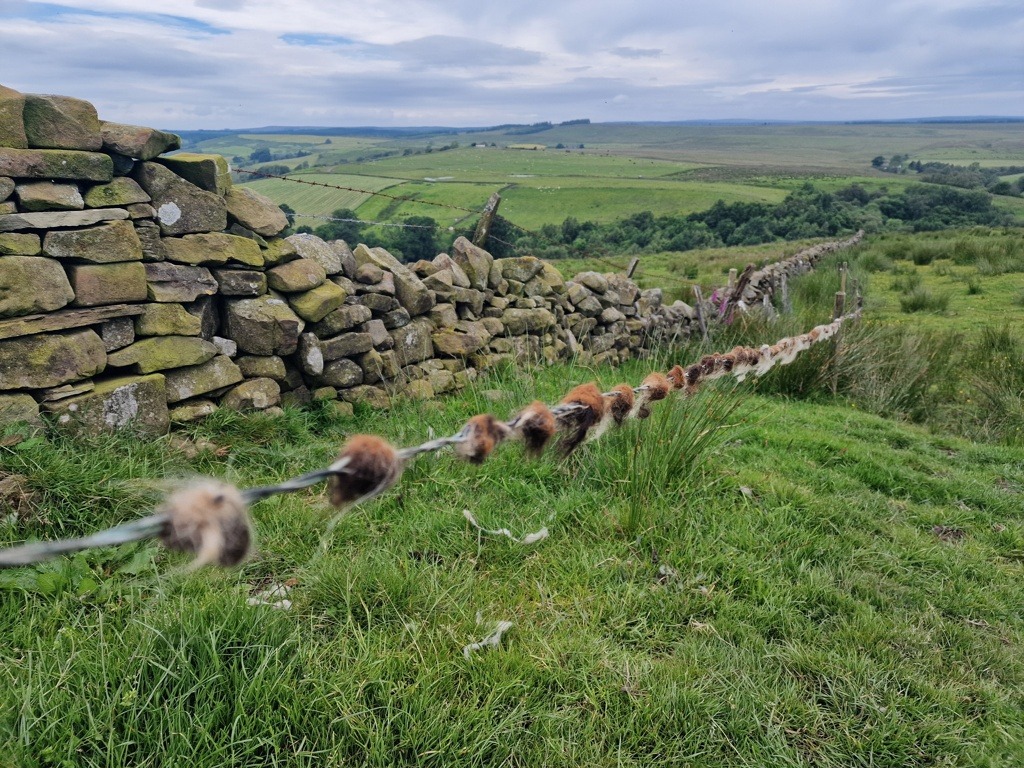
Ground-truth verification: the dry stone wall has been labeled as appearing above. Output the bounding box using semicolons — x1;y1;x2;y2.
0;86;855;435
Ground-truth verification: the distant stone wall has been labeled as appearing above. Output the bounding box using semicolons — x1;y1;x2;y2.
0;85;859;435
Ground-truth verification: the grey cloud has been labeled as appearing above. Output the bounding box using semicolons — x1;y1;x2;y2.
611;47;662;59
388;35;544;69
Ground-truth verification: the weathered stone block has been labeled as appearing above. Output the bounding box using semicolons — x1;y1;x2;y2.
429;302;458;328
134;303;203;337
163;232;262;267
213;268;266;296
100;122;180;160
144;263;217;302
353;244;434;316
321;332;373;361
451;236;493;291
68;261;148;306
133;161;227;236
0;329;106;390
360;318;391;348
432;326;489;357
0;148;112;182
164;355;244;403
501;307;557;335
267;258;326;292
262;237;298;266
0;256;74;318
311;303;372;336
0;208;127;232
0;393;41;428
576;271;609;293
43;220;142;263
288;236;344;278
45;374;169;434
107;335;216;374
83;177;151;208
237;355;287;381
381;307;411;329
330;239;357;277
289;280;347;322
100;316;135;351
224;187;288;236
169;399;218;423
316;358;363;388
15;181;83;211
156;153;231;195
223;294;304;356
296;333;324;376
498;256;545;283
0;178;15;201
23;94;102;151
389;316;434;366
221;378;281;411
339;384;390;409
0;86;27;149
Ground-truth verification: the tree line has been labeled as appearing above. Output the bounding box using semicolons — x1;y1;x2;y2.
284;182;1016;263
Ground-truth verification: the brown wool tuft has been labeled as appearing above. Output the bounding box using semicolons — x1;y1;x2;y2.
159;480;252;568
557;383;606;456
328;434;403;507
719;353;736;372
699;354;719;376
513;400;557;456
609;384;635;425
641;372;671;401
666;365;686;390
456;414;512;464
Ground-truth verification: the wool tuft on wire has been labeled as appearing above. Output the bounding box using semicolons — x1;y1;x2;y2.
0;308;859;570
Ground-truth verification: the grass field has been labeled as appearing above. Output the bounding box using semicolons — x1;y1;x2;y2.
3;228;1024;765
206;122;1024;234
2;342;1023;766
242;173;406;219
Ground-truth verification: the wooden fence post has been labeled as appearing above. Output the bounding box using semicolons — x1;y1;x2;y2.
830;262;848;395
692;285;710;344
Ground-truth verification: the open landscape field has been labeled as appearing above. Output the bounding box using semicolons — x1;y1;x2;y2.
3;230;1024;766
3;117;1024;766
177;121;1024;235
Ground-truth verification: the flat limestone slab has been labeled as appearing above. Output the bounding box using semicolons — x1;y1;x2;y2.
0;304;144;341
0;147;113;182
0;208;128;232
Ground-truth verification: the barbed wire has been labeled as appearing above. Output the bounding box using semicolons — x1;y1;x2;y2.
0;308;860;571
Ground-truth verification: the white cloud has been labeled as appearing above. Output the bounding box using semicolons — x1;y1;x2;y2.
0;0;1020;128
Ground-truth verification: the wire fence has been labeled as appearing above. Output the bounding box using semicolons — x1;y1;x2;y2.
0;309;860;571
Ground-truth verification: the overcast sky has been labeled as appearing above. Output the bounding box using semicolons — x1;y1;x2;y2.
2;0;1022;129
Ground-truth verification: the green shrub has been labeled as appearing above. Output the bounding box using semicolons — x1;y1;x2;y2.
899;286;950;313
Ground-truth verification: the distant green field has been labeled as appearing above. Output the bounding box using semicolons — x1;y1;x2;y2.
242;173;403;218
212;122;1024;233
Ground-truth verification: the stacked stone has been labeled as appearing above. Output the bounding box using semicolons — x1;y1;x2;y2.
729;232;864;307
0;85;772;437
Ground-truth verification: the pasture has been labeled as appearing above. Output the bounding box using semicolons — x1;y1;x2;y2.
179;121;1024;234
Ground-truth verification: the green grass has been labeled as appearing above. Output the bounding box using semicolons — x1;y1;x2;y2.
2;353;1023;766
240;173;406;219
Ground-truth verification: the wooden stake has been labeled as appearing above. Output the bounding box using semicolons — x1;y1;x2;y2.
830;262;848;395
626;257;640;278
692;285;710;343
